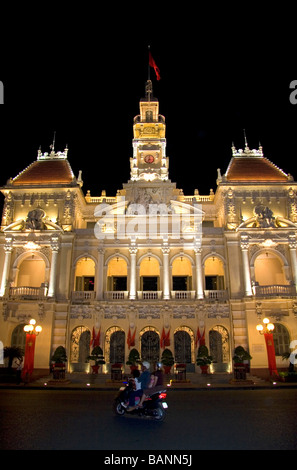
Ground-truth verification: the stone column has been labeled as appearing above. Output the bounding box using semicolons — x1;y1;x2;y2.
48;237;59;298
289;234;297;292
240;236;252;297
129;245;138;300
195;248;204;299
0;237;13;297
96;247;105;300
162;245;170;300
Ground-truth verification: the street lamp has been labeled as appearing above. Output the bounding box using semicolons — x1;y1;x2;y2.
256;317;275;334
256;317;278;378
22;319;42;382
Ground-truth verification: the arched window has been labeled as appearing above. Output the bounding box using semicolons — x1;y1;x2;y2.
17;255;46;287
273;323;290;356
107;258;127;291
254;252;288;286
74;257;95;291
204;256;225;290
172;257;192;291
139;257;160;291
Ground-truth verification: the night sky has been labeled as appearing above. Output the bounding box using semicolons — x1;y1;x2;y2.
0;9;296;200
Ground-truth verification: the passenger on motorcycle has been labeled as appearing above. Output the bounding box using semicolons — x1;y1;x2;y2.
137;362;164;408
127;361;151;411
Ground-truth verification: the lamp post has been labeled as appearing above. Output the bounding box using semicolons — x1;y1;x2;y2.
22;319;42;382
256;318;278;377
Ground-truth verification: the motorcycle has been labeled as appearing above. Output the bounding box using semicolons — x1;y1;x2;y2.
113;379;168;421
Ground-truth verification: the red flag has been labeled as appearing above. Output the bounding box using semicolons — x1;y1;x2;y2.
164;328;170;347
127;328;131;349
22;333;36;379
200;328;205;346
94;327;101;347
160;327;166;349
149;51;161;81
130;327;136;347
195;327;201;348
90;327;96;348
264;333;278;376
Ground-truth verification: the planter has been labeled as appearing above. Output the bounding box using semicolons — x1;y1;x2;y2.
200;365;209;375
233;363;247;380
52;363;66;380
163;365;172;374
91;365;100;374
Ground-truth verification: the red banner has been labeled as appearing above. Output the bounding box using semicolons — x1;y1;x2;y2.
22;333;36;378
264;333;278;376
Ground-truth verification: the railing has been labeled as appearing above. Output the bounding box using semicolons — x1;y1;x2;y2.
137;291;162;300
171;290;196;300
204;290;229;301
9;286;47;300
71;291;96;302
254;284;296;297
104;291;129;300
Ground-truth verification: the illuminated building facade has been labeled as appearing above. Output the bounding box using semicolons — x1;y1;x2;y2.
1;81;296;378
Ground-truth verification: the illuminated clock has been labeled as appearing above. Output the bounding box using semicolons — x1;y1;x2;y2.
144;155;154;163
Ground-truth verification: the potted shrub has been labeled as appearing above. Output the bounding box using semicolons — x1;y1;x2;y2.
196;345;212;374
88;346;105;374
161;348;175;374
233;346;252;380
51;346;67;379
126;348;140;372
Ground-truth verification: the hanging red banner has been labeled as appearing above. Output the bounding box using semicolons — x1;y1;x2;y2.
22;333;36;379
264;333;278;376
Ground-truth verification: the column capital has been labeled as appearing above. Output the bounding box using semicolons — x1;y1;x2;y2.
288;233;297;249
50;236;60;252
240;235;249;250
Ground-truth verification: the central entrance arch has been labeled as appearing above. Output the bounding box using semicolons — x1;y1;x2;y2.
140;327;160;364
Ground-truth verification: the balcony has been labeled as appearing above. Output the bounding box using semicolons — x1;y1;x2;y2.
204;290;229;301
71;291;96;303
254;284;296;298
9;286;48;300
104;291;129;300
137;291;163;300
171;290;196;300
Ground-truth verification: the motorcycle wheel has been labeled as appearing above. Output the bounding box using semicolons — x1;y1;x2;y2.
113;399;126;416
153;405;166;422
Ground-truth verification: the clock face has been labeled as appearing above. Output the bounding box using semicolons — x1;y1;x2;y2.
144;154;154;163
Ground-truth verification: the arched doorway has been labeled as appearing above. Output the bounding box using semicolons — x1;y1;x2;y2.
70;326;91;372
174;330;192;363
107;328;125;365
16;254;46;287
209;325;230;372
141;327;160;364
254;252;288;286
11;324;26;351
74;257;95;291
107;258;127;291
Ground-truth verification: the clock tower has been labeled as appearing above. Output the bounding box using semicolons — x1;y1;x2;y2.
130;80;169;182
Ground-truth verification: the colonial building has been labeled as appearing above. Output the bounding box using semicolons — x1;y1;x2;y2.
1;80;297;378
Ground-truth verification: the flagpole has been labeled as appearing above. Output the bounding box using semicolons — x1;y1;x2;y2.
148;45;151;81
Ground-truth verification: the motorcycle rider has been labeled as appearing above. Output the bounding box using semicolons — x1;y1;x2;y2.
137;362;164;408
127;361;151;412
